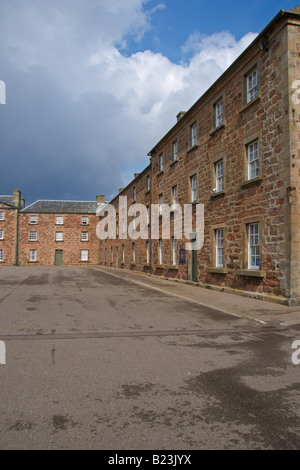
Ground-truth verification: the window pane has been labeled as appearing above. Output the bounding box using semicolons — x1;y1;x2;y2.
248;141;259;180
191;175;197;202
216;160;224;191
248;223;259;269
215;100;223;127
173;141;178;161
30;250;37;261
56;232;63;241
216;229;224;267
30;231;37;241
247;70;258;103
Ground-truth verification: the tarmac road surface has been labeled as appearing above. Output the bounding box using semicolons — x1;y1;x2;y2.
0;266;300;450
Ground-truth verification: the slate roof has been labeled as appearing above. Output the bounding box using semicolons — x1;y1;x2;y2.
0;196;17;208
21;200;99;214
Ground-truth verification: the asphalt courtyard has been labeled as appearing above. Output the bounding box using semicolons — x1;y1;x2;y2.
0;266;300;450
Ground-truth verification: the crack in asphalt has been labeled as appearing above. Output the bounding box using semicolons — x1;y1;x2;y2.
0;324;290;341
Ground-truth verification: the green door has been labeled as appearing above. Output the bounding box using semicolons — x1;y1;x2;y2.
192;249;198;282
54;250;63;266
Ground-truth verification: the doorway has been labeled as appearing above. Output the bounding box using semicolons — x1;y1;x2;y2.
54;250;63;266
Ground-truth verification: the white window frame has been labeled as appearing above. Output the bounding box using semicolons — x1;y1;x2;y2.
191;123;197;147
29;249;37;262
247;69;258;103
159;194;163;216
81;216;89;225
191;175;197;202
0;212;4;221
159;239;163;265
172;185;178;206
172;237;177;266
55;231;64;242
122;244;125;263
133;187;136;202
215;99;224;127
30;215;38;225
216;229;224;268
248;223;260;270
81;249;89;261
215;160;224;192
146;175;150;192
29;231;37;242
146;241;150;264
0;230;3;240
159;153;164;172
247;140;259;180
81;231;89;241
56;216;64;225
172;140;178;162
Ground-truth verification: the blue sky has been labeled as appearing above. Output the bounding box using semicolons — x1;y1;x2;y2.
124;0;297;61
0;0;298;205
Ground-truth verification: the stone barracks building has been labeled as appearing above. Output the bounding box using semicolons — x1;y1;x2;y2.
2;6;300;305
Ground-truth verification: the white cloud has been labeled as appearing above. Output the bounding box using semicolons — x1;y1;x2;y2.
0;0;258;202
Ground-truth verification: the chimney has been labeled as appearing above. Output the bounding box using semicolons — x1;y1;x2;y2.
13;189;21;208
176;111;186;122
96;194;105;204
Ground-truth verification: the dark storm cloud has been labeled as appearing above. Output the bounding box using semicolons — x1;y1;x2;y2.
0;0;257;205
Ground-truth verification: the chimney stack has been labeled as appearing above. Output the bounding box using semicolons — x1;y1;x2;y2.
13;189;21;208
176;111;186;122
96;194;105;204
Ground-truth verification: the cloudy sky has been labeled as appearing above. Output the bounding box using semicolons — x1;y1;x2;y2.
0;0;297;205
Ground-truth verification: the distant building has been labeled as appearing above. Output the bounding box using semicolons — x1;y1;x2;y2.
18;197;105;266
0;190;25;266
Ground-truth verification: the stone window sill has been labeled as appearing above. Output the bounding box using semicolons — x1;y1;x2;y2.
211;190;225;199
240;176;262;188
206;267;228;274
240;96;261;113
168;265;179;270
209;123;225;136
187;145;198;154
237;269;266;278
170;159;179;167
